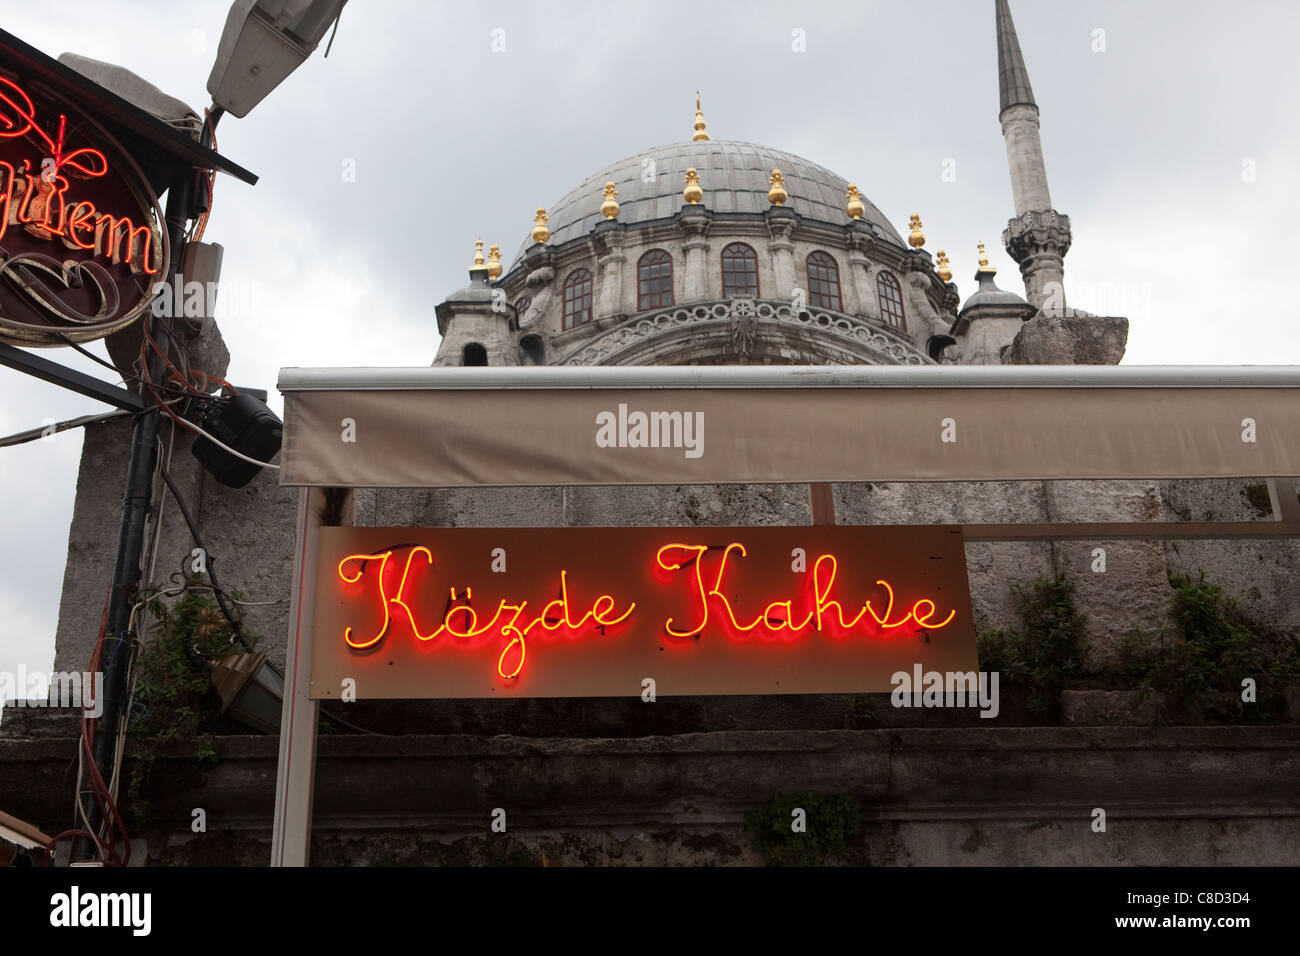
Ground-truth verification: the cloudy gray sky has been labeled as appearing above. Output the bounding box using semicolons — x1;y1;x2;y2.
2;0;1298;690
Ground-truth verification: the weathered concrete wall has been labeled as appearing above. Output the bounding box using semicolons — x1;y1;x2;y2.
52;417;297;674
4;720;1296;865
1159;477;1300;638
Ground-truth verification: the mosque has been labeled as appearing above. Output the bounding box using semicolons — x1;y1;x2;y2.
11;1;1296;867
431;0;1108;373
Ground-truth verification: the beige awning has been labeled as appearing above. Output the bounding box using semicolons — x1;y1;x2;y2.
276;366;1300;488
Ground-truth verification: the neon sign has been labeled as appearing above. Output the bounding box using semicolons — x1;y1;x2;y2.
328;531;964;687
655;543;955;640
337;547;636;679
0;73;166;345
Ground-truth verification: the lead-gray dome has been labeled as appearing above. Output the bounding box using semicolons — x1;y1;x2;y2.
513;140;903;265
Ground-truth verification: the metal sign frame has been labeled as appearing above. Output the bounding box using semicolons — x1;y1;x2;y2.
270;364;1300;866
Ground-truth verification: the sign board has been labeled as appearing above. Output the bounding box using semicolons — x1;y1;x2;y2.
308;525;977;699
0;72;166;345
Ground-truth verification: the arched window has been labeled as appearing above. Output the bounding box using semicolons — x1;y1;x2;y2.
562;268;593;330
806;251;842;311
877;270;905;330
637;249;674;311
513;296;532;321
721;242;759;298
462;342;487;366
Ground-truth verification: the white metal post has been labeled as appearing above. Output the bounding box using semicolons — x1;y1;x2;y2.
271;486;323;866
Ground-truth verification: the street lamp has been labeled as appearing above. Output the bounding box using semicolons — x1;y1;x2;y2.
207;0;347;118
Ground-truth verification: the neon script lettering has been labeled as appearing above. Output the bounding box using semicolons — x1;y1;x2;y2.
337;549;635;680
336;542;957;680
0;76;158;274
654;543;956;639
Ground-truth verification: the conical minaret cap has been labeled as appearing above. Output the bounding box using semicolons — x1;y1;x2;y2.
996;0;1037;113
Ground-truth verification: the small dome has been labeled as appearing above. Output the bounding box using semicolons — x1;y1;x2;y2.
513;140;903;266
959;269;1031;317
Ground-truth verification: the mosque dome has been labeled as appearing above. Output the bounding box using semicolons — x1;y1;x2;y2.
958;267;1033;320
437;102;972;370
511;139;904;267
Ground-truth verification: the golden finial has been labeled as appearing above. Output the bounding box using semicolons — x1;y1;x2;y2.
600;181;620;220
692;91;709;142
683;167;703;204
767;170;788;206
531;208;550;244
977;241;990;269
935;250;952;283
845;183;865;220
908;214;925;249
472;238;485;268
487;244;502;279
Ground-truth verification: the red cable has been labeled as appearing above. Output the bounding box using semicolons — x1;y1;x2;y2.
76;588;132;866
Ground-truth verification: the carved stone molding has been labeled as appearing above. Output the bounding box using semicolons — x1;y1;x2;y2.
729;297;759;356
557;299;931;367
1002;209;1073;263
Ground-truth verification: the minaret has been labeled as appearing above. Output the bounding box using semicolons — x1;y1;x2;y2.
996;0;1071;313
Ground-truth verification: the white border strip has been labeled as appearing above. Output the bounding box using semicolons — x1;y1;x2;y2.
278;365;1300;392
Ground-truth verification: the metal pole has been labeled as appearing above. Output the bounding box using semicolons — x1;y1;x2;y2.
270;487;329;867
71;170;193;863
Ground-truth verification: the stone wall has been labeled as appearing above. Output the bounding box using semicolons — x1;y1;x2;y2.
52;417;298;675
3;713;1296;866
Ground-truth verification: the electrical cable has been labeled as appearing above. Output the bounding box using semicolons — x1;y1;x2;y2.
156;461;252;652
192;106;222;243
61;591;131;866
130;266;279;473
0;409;130;448
52;333;129;378
0;397;187;450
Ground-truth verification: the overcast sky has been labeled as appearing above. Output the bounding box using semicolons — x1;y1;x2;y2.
2;0;1298;692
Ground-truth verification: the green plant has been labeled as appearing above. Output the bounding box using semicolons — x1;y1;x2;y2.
976;573;1086;716
744;792;861;866
1116;570;1300;718
843;694;882;729
126;584;257;826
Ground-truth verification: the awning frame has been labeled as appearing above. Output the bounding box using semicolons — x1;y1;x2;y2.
270;364;1300;866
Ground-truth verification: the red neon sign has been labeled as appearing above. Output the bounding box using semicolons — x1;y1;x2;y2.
655;543;955;640
335;541;956;681
0;74;161;303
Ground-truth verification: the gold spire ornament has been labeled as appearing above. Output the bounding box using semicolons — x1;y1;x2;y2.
767;170;788;206
845;183;865;220
683;167;703;204
977;241;993;271
935;250;952;283
487;244;503;279
531;208;550;244
692;92;709;142
472;238;485;268
908;214;925;249
600;181;620;220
